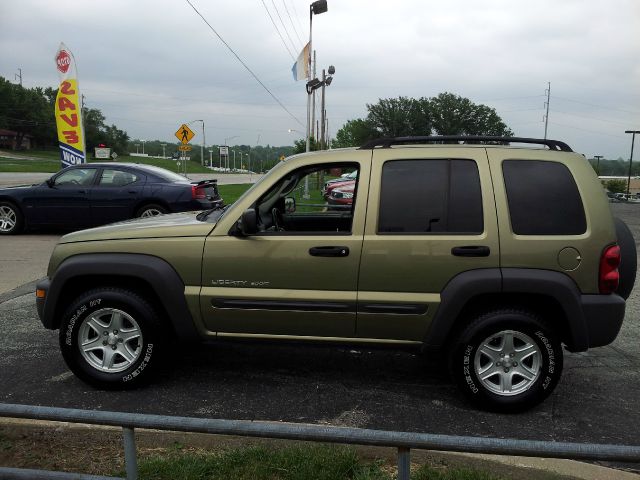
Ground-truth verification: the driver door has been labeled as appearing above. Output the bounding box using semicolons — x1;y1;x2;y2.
26;167;97;227
199;152;371;338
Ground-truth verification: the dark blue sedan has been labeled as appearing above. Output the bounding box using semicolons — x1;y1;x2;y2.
0;163;222;234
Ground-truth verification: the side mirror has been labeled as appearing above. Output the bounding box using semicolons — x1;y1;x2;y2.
46;178;54;188
236;209;258;236
284;197;296;213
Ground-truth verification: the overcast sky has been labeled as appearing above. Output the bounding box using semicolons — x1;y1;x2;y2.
1;0;639;158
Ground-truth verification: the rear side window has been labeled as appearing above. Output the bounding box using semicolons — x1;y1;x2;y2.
502;160;586;235
378;159;483;234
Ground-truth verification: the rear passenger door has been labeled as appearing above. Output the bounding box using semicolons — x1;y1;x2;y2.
356;148;500;341
91;168;143;225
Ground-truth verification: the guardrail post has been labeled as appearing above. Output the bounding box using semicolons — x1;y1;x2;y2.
122;427;138;480
397;446;410;480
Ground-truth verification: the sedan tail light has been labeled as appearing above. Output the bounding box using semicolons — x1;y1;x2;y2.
599;245;621;294
191;185;206;199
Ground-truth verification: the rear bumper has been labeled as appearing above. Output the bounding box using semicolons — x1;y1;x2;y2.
580;293;626;349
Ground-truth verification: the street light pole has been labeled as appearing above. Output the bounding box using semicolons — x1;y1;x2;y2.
593;155;603;176
625;130;640;196
306;0;328;154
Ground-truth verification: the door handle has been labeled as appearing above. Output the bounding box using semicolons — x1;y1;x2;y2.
451;246;491;257
77;189;87;194
309;246;350;257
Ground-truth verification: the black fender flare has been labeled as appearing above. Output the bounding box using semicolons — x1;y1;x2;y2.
38;253;200;343
423;268;591;351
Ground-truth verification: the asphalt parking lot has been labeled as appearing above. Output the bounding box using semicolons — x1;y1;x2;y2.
0;203;639;472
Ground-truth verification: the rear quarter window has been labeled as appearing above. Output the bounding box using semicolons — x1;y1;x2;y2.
502;160;586;235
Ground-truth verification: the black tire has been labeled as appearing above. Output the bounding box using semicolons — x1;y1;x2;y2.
136;203;168;218
614;217;637;299
59;288;165;389
0;201;24;235
450;309;563;412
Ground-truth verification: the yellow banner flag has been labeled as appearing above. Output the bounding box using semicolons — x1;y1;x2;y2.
54;43;86;169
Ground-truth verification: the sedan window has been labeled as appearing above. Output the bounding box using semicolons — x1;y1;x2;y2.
54;168;97;187
99;169;139;187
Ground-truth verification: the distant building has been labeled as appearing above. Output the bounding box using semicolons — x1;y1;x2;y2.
0;129;33;150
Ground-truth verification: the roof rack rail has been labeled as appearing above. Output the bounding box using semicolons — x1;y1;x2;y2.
358;136;573;152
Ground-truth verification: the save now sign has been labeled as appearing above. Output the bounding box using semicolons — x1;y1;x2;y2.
54;43;86;168
55;80;83;148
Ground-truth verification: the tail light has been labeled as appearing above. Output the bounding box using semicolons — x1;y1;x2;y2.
191;185;206;199
599;245;621;294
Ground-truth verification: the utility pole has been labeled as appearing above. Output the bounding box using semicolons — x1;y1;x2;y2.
311;50;316;143
14;68;22;86
320;69;326;149
593;155;603;176
544;82;551;139
625;130;640;196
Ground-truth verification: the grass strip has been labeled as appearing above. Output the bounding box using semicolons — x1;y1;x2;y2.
130;444;507;480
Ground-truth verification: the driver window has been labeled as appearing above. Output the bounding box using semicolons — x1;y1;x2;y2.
54;168;97;187
253;162;359;235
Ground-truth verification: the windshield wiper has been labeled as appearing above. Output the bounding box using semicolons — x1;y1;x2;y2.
196;204;229;222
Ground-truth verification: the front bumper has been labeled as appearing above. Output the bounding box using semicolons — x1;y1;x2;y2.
35;277;51;327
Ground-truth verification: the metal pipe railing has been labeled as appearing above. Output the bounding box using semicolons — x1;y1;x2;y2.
1;403;639;480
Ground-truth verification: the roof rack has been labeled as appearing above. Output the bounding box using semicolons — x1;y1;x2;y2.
358;136;573;152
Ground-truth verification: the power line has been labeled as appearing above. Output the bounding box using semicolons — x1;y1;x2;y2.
282;0;303;46
548;121;628;139
271;0;299;53
184;0;303;127
288;0;306;39
260;0;295;60
553;95;640;116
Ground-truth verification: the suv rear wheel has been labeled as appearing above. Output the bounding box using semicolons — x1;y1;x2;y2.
450;309;563;412
59;288;165;389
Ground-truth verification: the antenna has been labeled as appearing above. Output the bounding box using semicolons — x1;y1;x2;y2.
543;81;551;140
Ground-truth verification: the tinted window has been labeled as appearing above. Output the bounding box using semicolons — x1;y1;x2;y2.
502;160;586;235
99;169;139;187
54;168;97;187
378;159;483;234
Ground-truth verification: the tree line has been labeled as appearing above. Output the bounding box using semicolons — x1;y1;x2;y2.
0;76;129;154
330;92;513;148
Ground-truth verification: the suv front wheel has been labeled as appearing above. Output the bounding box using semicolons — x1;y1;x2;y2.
59;288;165;389
450;309;563;412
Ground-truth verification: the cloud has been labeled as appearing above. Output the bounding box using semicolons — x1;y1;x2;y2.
1;0;638;156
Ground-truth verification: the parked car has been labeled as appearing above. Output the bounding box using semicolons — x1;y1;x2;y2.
36;136;637;412
0;163;222;234
327;182;355;209
322;170;357;198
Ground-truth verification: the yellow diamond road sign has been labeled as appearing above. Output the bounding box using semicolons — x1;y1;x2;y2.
175;124;195;144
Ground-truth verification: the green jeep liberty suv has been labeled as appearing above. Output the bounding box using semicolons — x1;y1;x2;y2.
36;136;637;412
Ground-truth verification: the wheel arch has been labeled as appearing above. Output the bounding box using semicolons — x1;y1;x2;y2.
134;199;172;216
424;268;589;352
40;253;200;343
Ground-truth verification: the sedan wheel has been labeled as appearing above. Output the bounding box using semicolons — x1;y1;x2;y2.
0;202;23;235
137;204;168;218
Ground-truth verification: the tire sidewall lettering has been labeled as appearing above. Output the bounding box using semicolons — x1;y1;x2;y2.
463;344;479;394
122;343;154;383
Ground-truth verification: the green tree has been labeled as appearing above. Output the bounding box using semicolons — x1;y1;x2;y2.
605;179;627;193
430;92;512;136
293;136;320;154
332;92;513;148
331;119;378;148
